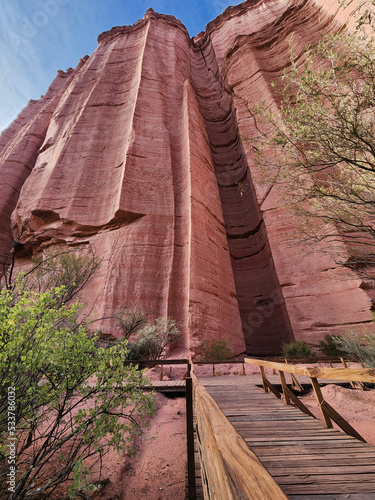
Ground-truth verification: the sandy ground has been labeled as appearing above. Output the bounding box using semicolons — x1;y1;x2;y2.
299;383;375;445
98;391;186;500
93;363;375;499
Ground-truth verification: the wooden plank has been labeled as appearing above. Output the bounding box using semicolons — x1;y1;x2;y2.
228;417;315;422
193;374;288;500
247;436;360;445
262;457;375;466
268;464;375;475
252;444;375;456
231;423;328;431
245;358;375;383
281;483;375;494
245;439;359;448
244;436;360;445
288;494;375;499
229;418;324;427
276;473;375;485
234;429;346;438
216;405;310;411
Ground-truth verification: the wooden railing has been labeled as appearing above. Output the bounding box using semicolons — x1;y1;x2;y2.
245;358;375;442
187;363;287;500
124;358;190;380
194;360;247;377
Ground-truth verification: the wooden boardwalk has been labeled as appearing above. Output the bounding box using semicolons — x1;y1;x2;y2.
198;375;375;499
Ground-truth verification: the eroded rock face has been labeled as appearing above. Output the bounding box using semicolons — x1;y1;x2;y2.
0;0;373;356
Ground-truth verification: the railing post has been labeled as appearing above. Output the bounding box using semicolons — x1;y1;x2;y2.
260;366;269;393
279;370;291;405
186;377;196;499
310;377;333;428
340;357;364;390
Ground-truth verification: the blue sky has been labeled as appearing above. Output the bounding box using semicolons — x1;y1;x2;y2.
0;0;243;132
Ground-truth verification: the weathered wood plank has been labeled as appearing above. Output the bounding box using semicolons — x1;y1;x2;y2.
276;473;375;485
288;494;375;499
262;457;375;466
281;482;375;494
252;444;375;456
230;420;325;429
246;439;358;447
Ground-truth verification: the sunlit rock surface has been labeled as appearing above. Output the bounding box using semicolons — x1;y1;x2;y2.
0;0;373;356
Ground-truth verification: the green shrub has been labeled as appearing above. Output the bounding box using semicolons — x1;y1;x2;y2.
0;283;156;499
198;339;235;362
333;333;375;368
319;334;347;357
282;340;316;358
128;318;180;360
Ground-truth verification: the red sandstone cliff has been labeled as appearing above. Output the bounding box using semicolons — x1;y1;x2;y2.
0;0;373;356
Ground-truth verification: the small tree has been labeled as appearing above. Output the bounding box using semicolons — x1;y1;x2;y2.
250;1;375;283
128;318;181;360
113;308;148;340
319;334;347;357
198;339;235;362
0;283;156;499
332;332;375;368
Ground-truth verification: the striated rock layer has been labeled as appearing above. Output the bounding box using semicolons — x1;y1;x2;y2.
0;0;373;356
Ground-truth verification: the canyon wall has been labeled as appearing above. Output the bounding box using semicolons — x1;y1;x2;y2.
0;0;373;356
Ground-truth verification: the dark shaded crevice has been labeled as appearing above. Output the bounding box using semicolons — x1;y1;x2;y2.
190;38;294;355
227;219;264;239
231;244;267;261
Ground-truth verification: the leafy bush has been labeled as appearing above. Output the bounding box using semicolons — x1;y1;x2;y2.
332;333;375;368
0;284;156;499
319;334;347;357
198;339;235;362
282;340;315;358
128;318;180;360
